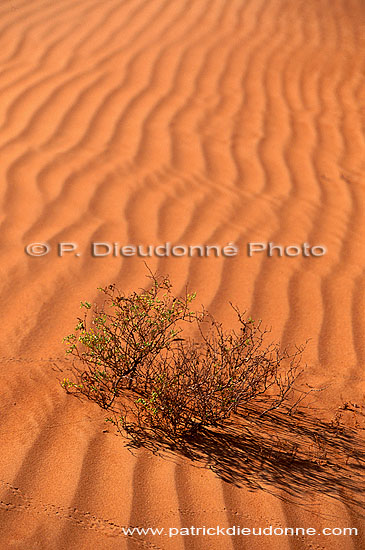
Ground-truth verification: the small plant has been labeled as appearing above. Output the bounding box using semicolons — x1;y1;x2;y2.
63;271;199;409
62;270;306;442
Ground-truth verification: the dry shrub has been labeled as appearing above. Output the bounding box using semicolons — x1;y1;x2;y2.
62;271;306;442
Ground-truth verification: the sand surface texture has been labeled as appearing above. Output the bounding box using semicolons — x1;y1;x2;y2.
0;0;365;548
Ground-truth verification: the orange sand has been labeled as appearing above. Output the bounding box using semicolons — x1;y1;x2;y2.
0;0;365;548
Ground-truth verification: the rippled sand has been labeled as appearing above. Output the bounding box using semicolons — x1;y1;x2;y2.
0;1;365;548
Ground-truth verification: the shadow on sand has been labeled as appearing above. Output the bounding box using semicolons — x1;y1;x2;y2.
118;404;365;516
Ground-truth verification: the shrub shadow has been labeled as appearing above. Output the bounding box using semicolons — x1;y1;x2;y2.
120;404;365;516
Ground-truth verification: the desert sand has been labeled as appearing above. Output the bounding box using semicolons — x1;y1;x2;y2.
0;0;365;548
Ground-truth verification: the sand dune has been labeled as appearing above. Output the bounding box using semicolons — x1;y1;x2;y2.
0;0;365;548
